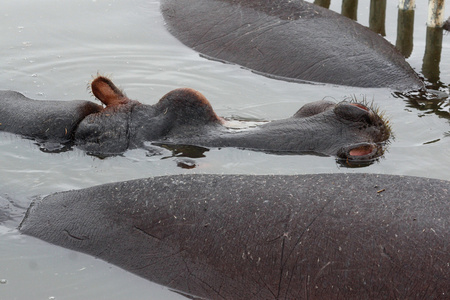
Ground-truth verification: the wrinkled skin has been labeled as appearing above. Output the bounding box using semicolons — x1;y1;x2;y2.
160;0;424;91
0;76;390;162
20;173;450;299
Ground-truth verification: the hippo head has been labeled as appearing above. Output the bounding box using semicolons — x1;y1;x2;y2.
74;77;222;156
74;76;390;166
290;99;391;165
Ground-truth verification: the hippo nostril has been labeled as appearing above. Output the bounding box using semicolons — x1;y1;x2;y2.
337;143;381;160
336;143;384;167
349;144;375;157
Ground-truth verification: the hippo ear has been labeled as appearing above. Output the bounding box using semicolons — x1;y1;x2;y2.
91;76;130;107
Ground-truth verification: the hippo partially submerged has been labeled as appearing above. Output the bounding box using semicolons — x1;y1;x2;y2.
20;173;450;299
0;76;390;163
160;0;424;91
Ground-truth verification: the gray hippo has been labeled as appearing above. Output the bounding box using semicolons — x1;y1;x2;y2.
160;0;424;91
0;76;390;163
20;173;450;299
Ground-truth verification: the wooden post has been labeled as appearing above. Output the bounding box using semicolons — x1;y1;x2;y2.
396;0;415;58
369;0;387;36
399;0;416;10
422;26;443;85
314;0;331;9
342;0;359;21
427;0;445;27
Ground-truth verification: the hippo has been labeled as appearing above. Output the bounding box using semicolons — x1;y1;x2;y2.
160;0;425;91
0;76;390;163
20;173;450;299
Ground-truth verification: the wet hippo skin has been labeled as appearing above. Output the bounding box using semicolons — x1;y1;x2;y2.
20;173;450;299
0;90;101;143
0;76;390;162
160;0;425;91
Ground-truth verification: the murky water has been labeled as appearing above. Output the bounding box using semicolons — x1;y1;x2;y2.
0;0;449;299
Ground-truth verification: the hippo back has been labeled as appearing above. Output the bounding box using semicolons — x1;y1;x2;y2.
161;0;424;90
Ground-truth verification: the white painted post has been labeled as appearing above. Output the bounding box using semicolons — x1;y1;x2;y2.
427;0;445;27
399;0;416;10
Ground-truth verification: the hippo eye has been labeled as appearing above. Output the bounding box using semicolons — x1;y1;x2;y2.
293;100;335;118
334;103;372;124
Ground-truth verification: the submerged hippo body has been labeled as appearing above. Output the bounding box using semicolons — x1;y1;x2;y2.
161;0;424;91
0;77;390;161
0;90;101;144
20;173;450;299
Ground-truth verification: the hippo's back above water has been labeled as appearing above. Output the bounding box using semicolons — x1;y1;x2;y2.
161;0;424;91
20;173;449;299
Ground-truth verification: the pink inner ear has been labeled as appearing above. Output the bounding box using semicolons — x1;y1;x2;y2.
91;76;129;107
349;145;374;156
349;103;369;111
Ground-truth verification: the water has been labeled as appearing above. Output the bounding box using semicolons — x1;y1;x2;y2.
0;0;449;299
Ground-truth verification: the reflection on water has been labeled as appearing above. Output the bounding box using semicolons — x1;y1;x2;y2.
158;144;209;159
394;89;450;120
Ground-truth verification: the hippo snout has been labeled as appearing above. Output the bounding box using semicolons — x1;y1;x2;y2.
336;142;385;167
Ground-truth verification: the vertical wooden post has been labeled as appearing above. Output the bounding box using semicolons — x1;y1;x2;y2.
422;0;445;86
369;0;387;36
396;0;415;58
342;0;359;20
427;0;445;27
422;26;443;85
398;0;416;10
314;0;331;9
